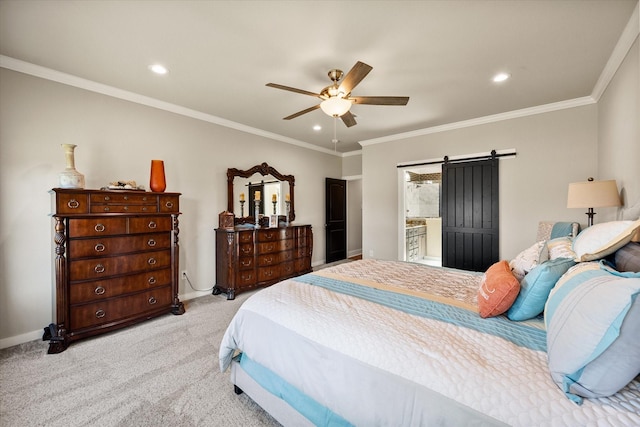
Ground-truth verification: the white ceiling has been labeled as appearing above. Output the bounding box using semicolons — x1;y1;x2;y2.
0;1;637;153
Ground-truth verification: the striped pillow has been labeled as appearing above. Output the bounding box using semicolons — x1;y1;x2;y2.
545;262;640;403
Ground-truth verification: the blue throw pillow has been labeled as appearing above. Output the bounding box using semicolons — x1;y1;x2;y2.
507;257;576;321
545;262;640;404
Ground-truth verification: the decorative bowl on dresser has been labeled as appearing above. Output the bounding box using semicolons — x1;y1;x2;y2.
213;162;313;300
44;188;184;354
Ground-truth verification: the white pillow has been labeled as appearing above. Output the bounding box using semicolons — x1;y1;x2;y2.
573;219;640;262
510;241;547;282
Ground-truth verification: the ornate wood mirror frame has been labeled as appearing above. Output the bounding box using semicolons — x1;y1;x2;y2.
227;162;295;225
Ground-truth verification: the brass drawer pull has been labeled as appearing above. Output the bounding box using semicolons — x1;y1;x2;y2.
266;232;274;238
165;201;174;209
95;309;106;319
94;264;105;273
94;243;105;252
148;297;157;305
67;199;80;209
148;276;157;285
104;196;110;201
147;239;156;247
103;207;110;212
266;256;273;263
148;221;157;229
148;258;157;265
123;206;128;211
241;260;251;267
94;286;106;295
124;196;128;201
94;223;105;232
241;247;252;254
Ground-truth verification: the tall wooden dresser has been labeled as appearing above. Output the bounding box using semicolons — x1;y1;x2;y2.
45;188;184;354
214;225;312;299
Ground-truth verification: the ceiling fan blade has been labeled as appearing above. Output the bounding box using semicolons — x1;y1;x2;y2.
339;61;373;95
351;96;410;105
283;104;320;120
266;83;321;98
340;111;357;127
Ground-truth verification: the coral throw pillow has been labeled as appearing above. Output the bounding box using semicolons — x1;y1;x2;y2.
478;260;520;318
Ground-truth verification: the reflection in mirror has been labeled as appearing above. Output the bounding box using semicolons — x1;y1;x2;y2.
233;176;289;217
227;162;295;225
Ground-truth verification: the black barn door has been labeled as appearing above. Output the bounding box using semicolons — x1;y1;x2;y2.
442;158;499;271
325;178;347;263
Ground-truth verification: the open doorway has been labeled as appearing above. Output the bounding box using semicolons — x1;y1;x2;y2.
402;165;442;267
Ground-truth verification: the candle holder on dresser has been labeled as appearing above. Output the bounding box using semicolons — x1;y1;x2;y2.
240;200;245;217
272;200;277;215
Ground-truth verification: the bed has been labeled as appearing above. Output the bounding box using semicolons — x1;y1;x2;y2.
219;220;640;426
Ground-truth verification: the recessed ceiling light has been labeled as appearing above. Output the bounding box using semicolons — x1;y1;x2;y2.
313;125;322;131
149;64;168;75
492;72;510;83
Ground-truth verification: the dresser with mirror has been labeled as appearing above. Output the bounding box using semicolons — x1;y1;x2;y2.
214;162;313;300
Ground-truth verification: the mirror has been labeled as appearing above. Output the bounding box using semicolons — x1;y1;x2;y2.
227;162;295;225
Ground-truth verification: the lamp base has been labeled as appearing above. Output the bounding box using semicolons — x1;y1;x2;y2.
586;208;595;227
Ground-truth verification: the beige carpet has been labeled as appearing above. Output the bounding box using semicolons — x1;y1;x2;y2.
0;291;281;427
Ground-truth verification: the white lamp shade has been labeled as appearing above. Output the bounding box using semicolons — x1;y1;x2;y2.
320;97;352;117
567;179;621;208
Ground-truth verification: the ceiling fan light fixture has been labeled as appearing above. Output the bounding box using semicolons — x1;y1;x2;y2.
320;96;352;117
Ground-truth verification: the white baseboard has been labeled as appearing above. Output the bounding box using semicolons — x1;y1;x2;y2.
348;249;362;258
0;329;43;350
0;290;212;350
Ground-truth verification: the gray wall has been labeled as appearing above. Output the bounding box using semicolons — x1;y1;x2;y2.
362;106;598;261
361;33;639;262
0;68;341;346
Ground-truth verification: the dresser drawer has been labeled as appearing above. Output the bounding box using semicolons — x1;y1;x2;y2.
256;250;293;267
257;228;292;242
129;216;172;233
70;268;172;303
280;261;295;277
238;231;254;243
238;256;254;270
69;249;171;280
257;266;279;282
55;192;90;214
69;233;171;258
90;193;156;205
236;270;256;286
91;204;157;214
295;246;312;258
239;243;254;256
70;286;172;330
159;195;179;213
68;218;127;237
294;257;311;273
257;239;293;254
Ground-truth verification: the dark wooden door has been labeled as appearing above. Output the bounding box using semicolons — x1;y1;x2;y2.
325;178;347;263
442;158;499;271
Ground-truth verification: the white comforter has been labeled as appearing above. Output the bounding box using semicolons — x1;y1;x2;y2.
220;260;640;426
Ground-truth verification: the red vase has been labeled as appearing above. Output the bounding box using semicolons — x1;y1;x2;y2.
150;160;166;192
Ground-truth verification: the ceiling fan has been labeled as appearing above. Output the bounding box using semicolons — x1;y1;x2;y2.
266;61;409;128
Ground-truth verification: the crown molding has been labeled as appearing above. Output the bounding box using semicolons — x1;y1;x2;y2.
359;97;595;147
591;2;639;101
0;55;342;157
